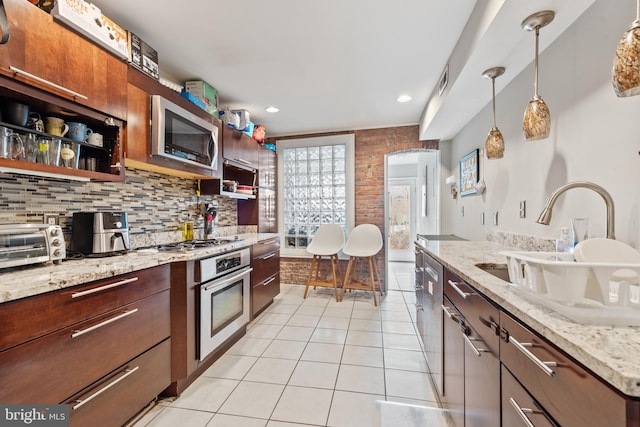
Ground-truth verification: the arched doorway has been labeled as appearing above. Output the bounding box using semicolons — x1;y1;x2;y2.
384;150;440;291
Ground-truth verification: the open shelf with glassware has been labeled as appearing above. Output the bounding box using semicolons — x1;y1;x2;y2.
0;76;124;181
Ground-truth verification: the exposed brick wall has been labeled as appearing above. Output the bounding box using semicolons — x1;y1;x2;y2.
278;125;438;287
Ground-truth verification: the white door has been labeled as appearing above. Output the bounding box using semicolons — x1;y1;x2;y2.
387;179;416;262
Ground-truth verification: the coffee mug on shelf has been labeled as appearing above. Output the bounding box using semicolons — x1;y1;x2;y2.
2;101;30;127
26;112;44;132
45;117;69;137
0;126;25;160
87;132;103;147
67;122;93;142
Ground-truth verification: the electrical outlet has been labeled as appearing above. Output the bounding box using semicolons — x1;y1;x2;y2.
519;201;526;219
492;211;499;226
44;214;58;225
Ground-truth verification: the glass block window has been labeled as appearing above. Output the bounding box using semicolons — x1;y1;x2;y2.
277;134;355;257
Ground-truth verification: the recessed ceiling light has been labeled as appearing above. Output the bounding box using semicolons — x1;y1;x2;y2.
397;95;412;103
265;106;280;113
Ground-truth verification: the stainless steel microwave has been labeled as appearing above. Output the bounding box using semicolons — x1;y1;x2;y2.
151;95;219;171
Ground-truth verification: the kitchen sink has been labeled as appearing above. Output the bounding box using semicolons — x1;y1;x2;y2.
475;263;511;282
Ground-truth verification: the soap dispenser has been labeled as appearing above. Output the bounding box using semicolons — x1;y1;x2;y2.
556;227;573;253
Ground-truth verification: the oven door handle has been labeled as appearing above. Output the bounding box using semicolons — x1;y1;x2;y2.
203;267;253;292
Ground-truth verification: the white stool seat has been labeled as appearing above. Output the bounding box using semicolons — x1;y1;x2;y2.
304;224;345;301
341;224;383;305
307;224;345;256
342;224;383;257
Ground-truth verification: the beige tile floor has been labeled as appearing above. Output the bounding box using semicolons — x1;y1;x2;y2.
132;262;450;427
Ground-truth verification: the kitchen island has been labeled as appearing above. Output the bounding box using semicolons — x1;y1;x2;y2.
419;239;640;426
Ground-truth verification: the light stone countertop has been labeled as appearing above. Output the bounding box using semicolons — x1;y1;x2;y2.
0;233;279;304
419;239;640;398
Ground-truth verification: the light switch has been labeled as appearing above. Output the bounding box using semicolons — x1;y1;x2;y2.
519;201;526;219
481;212;485;225
461;206;464;217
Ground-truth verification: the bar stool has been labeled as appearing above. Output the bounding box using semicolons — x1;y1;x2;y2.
340;224;383;305
304;224;345;302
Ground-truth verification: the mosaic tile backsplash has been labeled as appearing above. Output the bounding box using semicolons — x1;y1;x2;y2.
0;168;243;249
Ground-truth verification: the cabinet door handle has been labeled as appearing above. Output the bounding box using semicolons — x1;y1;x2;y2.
424;265;437;280
204;268;252;291
414;284;424;291
10;66;89;100
71;277;139;298
508;336;557;377
509;398;536;427
447;280;474;299
463;334;488;357
414;267;423;273
72;366;139;410
415;304;424;311
71;309;138;338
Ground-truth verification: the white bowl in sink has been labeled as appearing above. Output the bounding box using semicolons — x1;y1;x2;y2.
574;238;640;264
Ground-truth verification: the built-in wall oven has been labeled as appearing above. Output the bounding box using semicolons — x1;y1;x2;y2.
197;247;252;361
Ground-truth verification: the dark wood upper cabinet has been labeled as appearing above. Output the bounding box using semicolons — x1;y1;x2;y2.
222;126;259;169
0;0;127;120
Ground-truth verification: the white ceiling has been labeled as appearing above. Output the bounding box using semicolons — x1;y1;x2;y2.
89;0;595;139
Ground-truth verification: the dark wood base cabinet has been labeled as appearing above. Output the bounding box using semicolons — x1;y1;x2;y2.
442;271;500;427
431;266;640;427
501;311;640;427
251;238;281;318
66;339;171;427
0;265;171;426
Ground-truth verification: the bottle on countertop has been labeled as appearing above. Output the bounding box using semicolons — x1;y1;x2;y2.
556;227;573;253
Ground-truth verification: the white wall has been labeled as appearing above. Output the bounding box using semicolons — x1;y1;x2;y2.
442;0;640;247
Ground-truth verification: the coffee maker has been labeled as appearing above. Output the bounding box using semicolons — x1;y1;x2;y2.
72;212;130;255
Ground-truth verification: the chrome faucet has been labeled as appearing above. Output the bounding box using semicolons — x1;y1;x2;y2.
536;181;615;239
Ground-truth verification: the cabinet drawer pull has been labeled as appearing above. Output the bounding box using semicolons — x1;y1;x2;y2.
10;66;89;100
72;366;139;410
71;277;139;298
234;158;253;166
441;304;462;324
509;398;535;427
463;334;488;357
447;280;474;299
509;336;557;377
71;309;138;338
414;267;423;273
414;284;424;291
259;252;276;260
261;276;276;286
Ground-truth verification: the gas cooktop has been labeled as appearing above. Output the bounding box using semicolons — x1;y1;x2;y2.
141;237;242;253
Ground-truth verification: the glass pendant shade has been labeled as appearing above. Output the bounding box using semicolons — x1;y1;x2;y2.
613;2;640;97
485;127;504;159
523;95;550;140
482;66;505;159
521;11;555;141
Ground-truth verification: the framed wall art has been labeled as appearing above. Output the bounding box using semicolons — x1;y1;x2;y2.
459;149;479;196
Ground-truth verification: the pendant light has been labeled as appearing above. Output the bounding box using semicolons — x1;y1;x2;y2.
521;10;555;141
483;67;506;159
613;0;640;97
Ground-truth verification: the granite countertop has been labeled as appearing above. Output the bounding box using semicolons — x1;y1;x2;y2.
0;233;279;304
419;239;640;398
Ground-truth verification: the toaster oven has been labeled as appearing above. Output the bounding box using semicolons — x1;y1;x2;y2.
0;224;66;270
